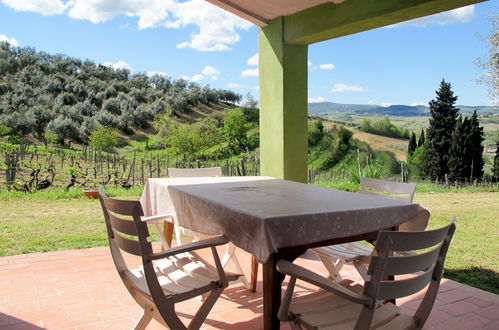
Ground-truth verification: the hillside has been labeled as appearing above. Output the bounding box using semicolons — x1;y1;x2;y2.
322;121;408;161
0;43;240;146
309;102;497;116
0;43;407;190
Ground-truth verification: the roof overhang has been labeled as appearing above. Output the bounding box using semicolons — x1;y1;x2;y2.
205;0;488;45
204;0;347;26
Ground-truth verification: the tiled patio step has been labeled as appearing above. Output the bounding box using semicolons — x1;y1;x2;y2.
0;247;497;329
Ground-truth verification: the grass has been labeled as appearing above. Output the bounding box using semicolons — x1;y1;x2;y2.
0;186;497;294
0;186;145;201
414;192;499;294
0;198;106;255
0;186;150;256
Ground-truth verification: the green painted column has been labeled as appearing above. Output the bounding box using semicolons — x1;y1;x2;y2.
259;17;308;183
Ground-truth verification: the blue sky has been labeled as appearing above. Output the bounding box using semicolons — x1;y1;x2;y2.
0;0;496;106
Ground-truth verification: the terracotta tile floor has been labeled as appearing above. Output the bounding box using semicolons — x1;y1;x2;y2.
0;246;498;329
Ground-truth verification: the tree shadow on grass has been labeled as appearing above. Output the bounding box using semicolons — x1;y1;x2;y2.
444;266;498;294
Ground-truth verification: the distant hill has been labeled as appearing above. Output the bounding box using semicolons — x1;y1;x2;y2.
309;102;497;116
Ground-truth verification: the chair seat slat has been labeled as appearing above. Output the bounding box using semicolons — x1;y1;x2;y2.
314;246;362;260
290;290;350;314
291;291;410;330
375;312;416;330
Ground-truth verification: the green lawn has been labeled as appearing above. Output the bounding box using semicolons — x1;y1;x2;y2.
414;192;499;294
0;190;497;294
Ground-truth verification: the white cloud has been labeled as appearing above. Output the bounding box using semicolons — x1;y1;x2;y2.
308;96;325;103
247;53;258;66
211;76;218;80
319;64;335;70
331;83;365;92
147;71;167;77
102;60;133;71
2;0;252;52
228;83;244;88
410;102;428;106
190;74;205;82
0;34;18;47
379;102;391;107
389;5;475;28
308;61;313;66
241;68;259;78
202;65;220;75
67;0;176;26
1;0;68;15
252;86;259;90
169;0;252;51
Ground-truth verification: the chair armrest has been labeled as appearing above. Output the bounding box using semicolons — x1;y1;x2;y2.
141;214;174;223
277;260;372;306
146;236;229;261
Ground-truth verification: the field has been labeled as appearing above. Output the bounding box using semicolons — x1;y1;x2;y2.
321;114;499;167
0;188;497;294
323;114;499;133
323;121;408;161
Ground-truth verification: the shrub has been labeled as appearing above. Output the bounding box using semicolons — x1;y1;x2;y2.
43;129;58;146
80;117;97;139
88;125;118;151
46;117;79;142
94;110;118;127
102;97;121;115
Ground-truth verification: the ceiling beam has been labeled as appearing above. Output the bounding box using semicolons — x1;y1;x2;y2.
284;0;488;45
205;0;270;26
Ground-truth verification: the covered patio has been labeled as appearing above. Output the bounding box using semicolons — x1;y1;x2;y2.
0;246;498;329
1;1;495;330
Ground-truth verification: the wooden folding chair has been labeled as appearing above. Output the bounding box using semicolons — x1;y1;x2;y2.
278;218;456;329
313;177;421;281
167;167;252;290
98;189;240;329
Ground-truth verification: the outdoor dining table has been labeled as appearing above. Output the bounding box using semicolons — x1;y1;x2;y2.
140;176;429;330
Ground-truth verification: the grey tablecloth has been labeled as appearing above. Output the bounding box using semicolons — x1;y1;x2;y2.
141;176;429;263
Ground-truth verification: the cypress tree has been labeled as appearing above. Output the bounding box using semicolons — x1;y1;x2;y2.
493;141;499;181
424;80;459;179
448;116;470;179
408;131;417;156
468;111;484;178
418;128;425;147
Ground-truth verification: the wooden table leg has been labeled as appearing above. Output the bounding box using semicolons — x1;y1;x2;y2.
263;250;306;329
250;256;258;293
263;254;281;330
162;221;174;249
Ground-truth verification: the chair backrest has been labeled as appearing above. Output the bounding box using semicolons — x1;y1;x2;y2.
357;218;456;329
167;167;222;178
359;177;416;202
98;189;153;274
